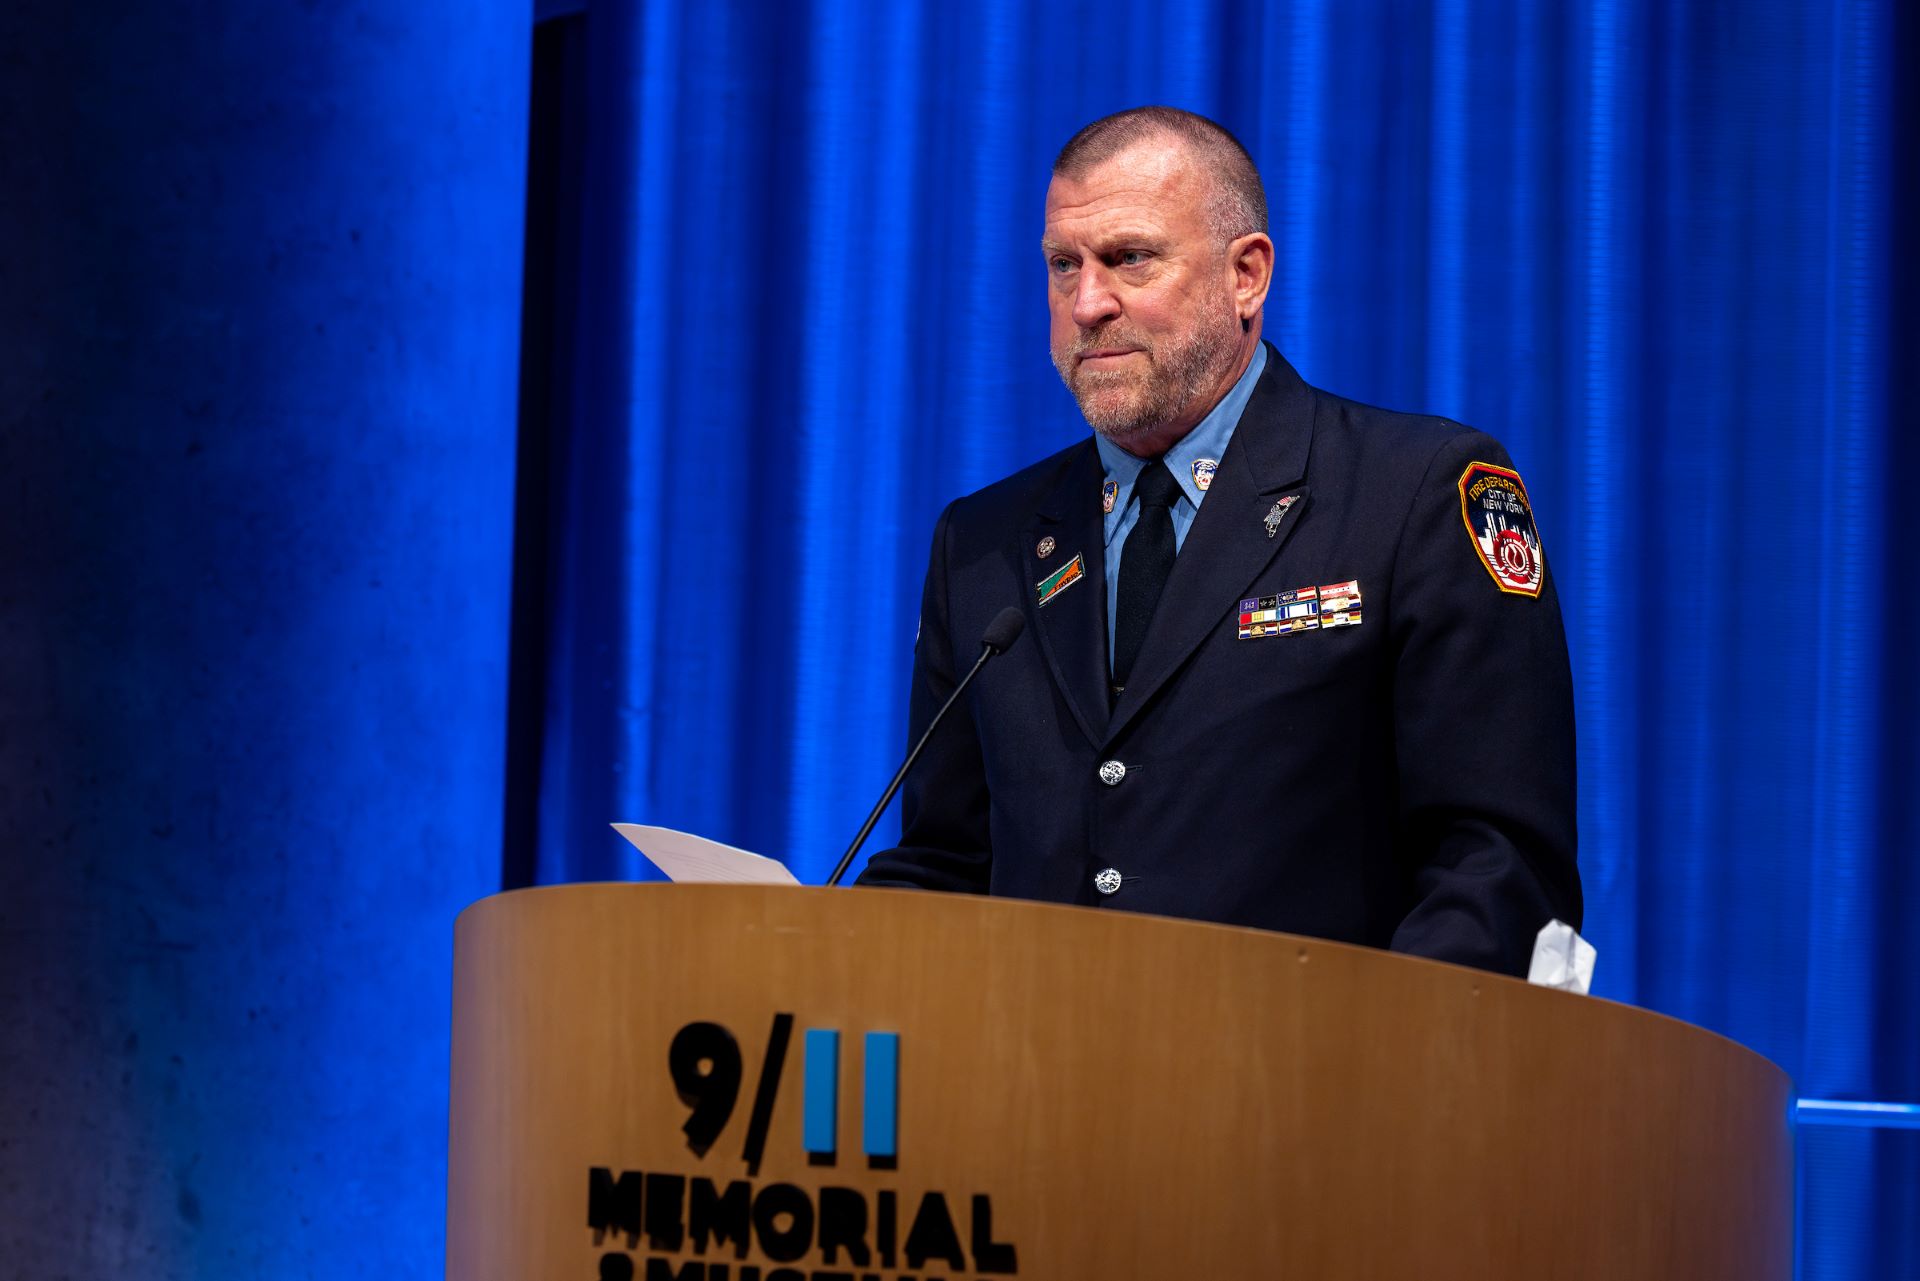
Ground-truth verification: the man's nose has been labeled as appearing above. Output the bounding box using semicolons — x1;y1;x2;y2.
1071;264;1121;329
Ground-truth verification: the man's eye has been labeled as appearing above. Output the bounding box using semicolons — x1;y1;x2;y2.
1118;250;1149;266
1051;257;1076;273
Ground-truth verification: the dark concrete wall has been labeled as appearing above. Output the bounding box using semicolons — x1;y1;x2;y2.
0;4;527;1274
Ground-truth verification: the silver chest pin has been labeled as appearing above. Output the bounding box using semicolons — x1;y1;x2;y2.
1264;494;1298;538
1036;536;1056;559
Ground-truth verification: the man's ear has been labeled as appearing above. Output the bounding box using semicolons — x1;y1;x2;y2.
1229;232;1275;324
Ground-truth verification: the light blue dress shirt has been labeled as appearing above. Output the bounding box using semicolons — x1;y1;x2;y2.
1094;343;1267;667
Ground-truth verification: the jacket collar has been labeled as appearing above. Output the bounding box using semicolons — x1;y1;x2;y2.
1101;345;1317;744
1023;443;1112;746
1021;345;1319;749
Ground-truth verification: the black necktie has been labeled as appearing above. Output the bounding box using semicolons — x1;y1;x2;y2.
1111;460;1183;694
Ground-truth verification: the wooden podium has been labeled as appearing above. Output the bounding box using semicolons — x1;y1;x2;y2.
447;885;1791;1279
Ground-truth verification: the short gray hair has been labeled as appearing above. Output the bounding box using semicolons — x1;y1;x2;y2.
1053;106;1268;242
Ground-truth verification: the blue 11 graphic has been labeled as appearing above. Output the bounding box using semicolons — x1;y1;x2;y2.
670;1015;900;1172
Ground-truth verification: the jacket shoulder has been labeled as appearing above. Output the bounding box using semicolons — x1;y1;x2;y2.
941;438;1091;535
1317;387;1478;453
1308;386;1519;488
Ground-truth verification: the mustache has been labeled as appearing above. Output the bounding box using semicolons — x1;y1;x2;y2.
1065;329;1152;361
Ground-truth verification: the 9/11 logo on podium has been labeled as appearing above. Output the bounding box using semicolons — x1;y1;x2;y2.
586;1015;1018;1280
663;1016;898;1169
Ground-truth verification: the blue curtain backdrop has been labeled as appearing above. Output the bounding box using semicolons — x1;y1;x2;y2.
519;2;1915;1277
0;2;527;1276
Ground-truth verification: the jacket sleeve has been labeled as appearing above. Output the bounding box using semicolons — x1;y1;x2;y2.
1386;430;1582;975
854;500;994;893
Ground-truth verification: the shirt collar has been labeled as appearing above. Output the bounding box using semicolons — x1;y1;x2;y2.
1095;342;1268;530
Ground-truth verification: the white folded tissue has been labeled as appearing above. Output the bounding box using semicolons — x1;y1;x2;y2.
1527;919;1596;994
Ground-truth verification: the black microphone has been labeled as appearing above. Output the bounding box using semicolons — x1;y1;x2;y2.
978;606;1026;654
825;606;1026;886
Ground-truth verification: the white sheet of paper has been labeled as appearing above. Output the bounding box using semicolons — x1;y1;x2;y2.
611;823;800;886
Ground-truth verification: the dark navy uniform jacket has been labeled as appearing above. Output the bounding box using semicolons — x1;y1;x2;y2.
858;347;1581;976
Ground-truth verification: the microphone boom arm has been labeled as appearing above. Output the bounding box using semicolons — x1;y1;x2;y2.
824;639;999;887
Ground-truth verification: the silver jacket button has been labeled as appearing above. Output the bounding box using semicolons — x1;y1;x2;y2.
1098;760;1126;786
1094;868;1123;895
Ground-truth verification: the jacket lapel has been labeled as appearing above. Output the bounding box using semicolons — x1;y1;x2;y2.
1104;348;1318;747
1022;443;1111;748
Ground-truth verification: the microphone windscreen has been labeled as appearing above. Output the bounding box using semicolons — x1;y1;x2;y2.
981;606;1026;654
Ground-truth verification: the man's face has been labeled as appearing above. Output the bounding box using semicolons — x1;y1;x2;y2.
1043;140;1247;451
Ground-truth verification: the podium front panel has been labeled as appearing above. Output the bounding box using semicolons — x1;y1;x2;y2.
447;884;1790;1279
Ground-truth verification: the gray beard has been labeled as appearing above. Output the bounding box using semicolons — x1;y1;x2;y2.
1053;298;1242;447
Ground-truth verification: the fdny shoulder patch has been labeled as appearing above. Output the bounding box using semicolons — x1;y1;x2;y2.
1457;461;1544;597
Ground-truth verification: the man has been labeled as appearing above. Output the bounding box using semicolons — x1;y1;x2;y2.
858;107;1580;977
